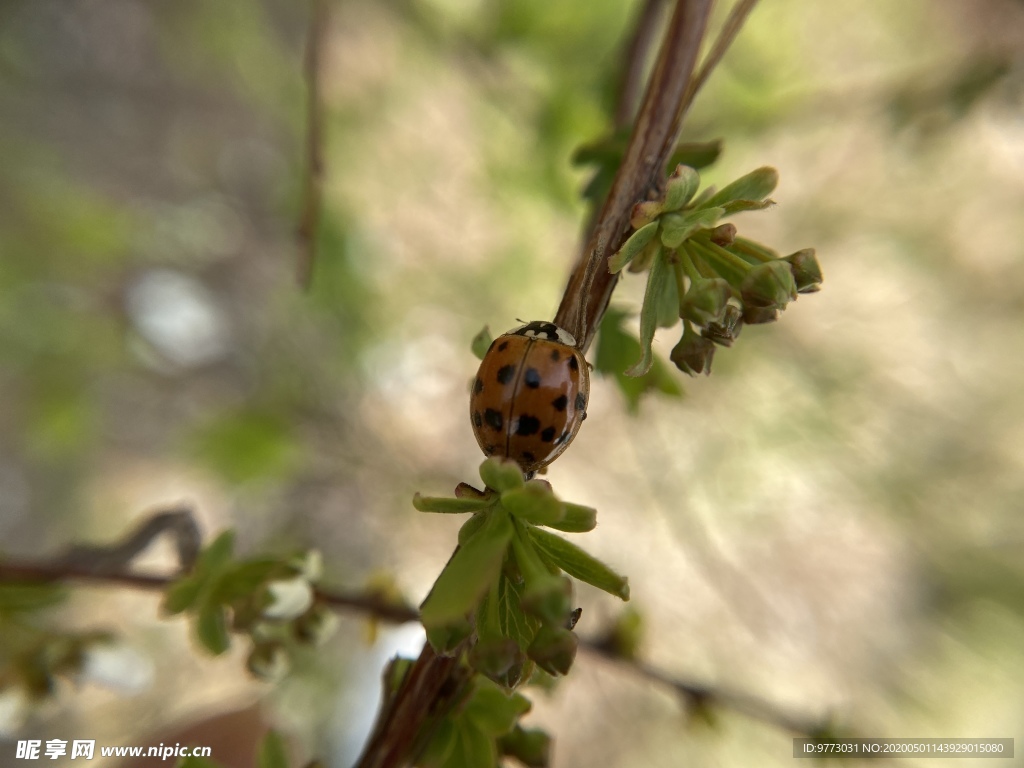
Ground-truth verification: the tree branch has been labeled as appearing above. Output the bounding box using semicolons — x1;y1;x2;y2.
296;0;328;289
555;0;712;352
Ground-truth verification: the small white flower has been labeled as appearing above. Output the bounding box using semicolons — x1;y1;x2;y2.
290;550;323;582
247;644;290;682
0;687;29;737
80;643;154;694
263;576;314;620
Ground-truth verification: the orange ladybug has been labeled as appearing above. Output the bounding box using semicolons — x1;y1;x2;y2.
470;321;589;475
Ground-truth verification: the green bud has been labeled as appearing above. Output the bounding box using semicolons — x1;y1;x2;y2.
630;199;664;228
660;208;724;249
783;249;823;293
479;457;525;493
499;726;552;768
521;574;573;627
471;326;493;361
741;304;779;324
247;642;289;681
702;305;743;347
670;323;715;376
740;261;797;310
501;480;566;526
527;626;578;676
709;223;736;246
681;277;732;327
469;637;525;683
662;165;700;211
293;604;340;646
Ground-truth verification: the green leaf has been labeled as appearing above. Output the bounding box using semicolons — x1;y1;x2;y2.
662;165;701;211
479;458;524;493
421;717;459;768
625;250;670;377
458;512;489;546
497;573;541;654
163;577;203;615
545;502;597;533
455;722;498;768
527;527;630;601
668;140;722;170
721;198;775;215
214;559;282;603
464;678;531;737
500;481;565;526
420;510;514;629
257;731;289;768
196;601;231;655
593;307;682;413
701;166;778;208
659;208;724;248
196;531;236;577
414;494;491;514
608;221;658;273
471;327;493;361
0;583;68;615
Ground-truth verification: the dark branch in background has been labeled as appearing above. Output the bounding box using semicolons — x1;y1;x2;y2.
0;551;830;741
613;0;669;131
296;0;328;289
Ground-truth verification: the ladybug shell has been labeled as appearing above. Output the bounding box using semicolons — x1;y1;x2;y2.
470;323;589;474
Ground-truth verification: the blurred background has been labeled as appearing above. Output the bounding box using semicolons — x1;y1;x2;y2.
1;0;1023;765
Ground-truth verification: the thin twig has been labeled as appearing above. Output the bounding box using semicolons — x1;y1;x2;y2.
0;554;832;740
296;0;328;289
683;0;760;107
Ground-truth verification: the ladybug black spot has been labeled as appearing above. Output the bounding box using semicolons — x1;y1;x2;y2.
568;356;579;371
497;365;516;385
551;394;568;412
473;411;483;428
484;409;504;431
550;349;561;362
515;415;540;436
541;426;556;442
474;378;484;394
524;368;542;388
484;444;496;455
575;392;586;412
522;451;536;463
497;341;509;352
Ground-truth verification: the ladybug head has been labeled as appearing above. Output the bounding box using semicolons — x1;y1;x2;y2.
508;320;576;347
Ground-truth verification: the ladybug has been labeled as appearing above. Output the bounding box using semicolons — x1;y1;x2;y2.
470;320;589;475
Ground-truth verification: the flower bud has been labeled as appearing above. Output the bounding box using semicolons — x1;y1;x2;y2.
527;626;578;676
469;637;524;683
294;604;340;646
630;199;664;228
681;277;732;327
741;304;779;324
247;642;289;681
662;164;700;211
670;324;715;376
521;575;573;627
783;249;822;293
263;576;314;620
702;304;743;347
709;223;737;246
740;261;797;310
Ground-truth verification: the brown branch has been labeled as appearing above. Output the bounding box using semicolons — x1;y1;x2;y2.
296;0;329;289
